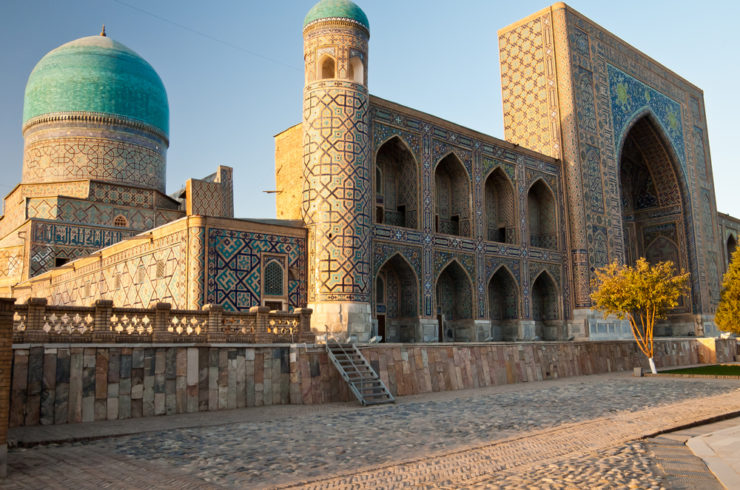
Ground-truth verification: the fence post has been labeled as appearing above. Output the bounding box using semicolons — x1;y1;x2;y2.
92;300;114;342
0;298;16;478
25;297;48;343
152;303;173;342
294;308;315;343
203;304;226;343
251;306;273;343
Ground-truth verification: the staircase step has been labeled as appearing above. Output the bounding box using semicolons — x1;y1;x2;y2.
326;341;394;406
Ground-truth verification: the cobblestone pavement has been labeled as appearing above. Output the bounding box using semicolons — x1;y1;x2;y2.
4;374;740;488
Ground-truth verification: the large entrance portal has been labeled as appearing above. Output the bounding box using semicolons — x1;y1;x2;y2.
619;115;692;321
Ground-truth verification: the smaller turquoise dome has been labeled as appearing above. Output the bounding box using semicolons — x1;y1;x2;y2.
304;0;369;31
24;35;168;137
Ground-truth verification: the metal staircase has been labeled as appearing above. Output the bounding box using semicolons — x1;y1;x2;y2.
326;340;395;406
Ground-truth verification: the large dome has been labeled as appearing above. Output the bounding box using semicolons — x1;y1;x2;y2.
23;35;168;137
304;0;369;31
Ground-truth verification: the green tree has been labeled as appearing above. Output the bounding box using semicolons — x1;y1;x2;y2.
591;258;690;374
715;249;740;334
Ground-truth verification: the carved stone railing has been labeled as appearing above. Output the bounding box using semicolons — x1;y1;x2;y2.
11;298;314;344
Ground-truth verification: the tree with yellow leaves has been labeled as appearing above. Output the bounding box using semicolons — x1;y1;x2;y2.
591;258;690;374
715;249;740;334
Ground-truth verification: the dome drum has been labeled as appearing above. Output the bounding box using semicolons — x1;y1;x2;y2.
21;112;167;193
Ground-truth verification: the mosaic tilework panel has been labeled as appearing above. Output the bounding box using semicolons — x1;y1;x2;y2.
434;251;475;283
29;244;96;278
23;135;166;192
498;12;560;158
90;182;180;211
188;180;226;218
187;225;206;309
484;257;521;286
30;221;135;276
372;242;422;280
1;182;88;238
373;122;421;157
693;127;708;183
26;197;161;231
302;82;371;303
607;64;686;175
206;228;306;312
529;261;561;288
32;221;131;249
40;230;188;307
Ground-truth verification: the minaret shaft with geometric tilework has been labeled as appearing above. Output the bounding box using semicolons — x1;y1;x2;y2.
302;3;372;340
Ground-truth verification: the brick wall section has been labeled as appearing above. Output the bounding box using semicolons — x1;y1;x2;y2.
8;338;734;427
0;299;15;477
274;124;305;221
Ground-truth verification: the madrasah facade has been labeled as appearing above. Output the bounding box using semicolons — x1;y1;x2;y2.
1;0;738;343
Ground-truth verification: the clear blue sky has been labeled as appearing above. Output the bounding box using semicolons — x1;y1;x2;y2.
2;0;739;219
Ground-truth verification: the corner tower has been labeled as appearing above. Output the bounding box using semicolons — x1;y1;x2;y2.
302;0;372;340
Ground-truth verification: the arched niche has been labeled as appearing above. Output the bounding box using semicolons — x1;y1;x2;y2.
484;167;516;243
527;179;557;249
319;55;335;79
488;266;519;340
348;56;364;83
376;253;418;342
531;271;560;340
728;234;737;265
435;260;473;341
434;153;471;237
375;136;418;229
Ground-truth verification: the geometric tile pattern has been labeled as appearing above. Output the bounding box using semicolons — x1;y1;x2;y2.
206;228;306;312
32;228;187;308
23;132;166;192
188;180;227;217
302;81;371;303
499;15;557;158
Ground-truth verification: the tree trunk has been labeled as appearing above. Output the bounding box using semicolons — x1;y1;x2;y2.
648;357;657;374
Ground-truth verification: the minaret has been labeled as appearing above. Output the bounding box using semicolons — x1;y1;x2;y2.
301;0;371;340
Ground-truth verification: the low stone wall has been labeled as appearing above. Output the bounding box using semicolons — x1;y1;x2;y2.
8;338;735;427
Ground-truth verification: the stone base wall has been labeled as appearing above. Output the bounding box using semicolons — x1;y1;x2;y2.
8;338;735;428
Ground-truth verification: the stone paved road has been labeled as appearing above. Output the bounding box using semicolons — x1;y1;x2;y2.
4;373;739;488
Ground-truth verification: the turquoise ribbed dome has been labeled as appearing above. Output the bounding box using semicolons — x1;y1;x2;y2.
304;0;369;30
23;35;169;136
